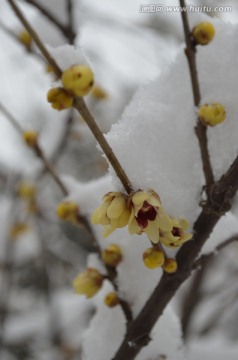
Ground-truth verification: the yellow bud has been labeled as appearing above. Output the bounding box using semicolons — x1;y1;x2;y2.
91;86;108;100
72;268;103;298
46;63;54;73
102;244;123;267
192;22;215;45
22;131;38;148
17;182;36;200
198;103;226;127
56;201;78;222
47;87;73;111
18;30;32;48
104;292;119;308
10;223;29;240
163;258;178;274
143;247;165;269
61;65;94;97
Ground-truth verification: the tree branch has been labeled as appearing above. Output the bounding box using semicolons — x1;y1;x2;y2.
180;0;214;189
7;0;133;194
112;148;238;359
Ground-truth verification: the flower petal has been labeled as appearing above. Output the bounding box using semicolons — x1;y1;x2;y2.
145;221;160;244
107;196;126;219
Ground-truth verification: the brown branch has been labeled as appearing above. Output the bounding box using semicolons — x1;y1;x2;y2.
180;0;214;189
7;0;62;78
7;0;133;195
74;98;133;194
112;153;238;359
66;0;75;44
20;0;76;41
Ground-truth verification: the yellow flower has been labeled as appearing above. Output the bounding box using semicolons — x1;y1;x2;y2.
104;292;119;308
143;247;165;269
192;22;215;45
160;218;192;248
198;103;226;127
61;65;94;97
163;258;178;274
91;192;131;237
56;201;79;223
72;268;103;298
22;131;38;148
128;190;172;244
102;244;123;267
47;87;73;110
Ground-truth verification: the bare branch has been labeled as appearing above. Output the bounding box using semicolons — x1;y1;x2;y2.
180;0;214;189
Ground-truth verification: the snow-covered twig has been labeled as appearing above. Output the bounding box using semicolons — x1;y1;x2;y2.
7;0;133;194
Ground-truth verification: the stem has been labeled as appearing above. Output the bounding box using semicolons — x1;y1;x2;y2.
7;0;133;195
21;0;76;41
7;0;62;78
180;0;214;189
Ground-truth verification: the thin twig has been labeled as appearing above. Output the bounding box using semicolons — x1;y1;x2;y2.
180;0;214;189
7;0;133;194
66;0;75;44
0;101;68;196
21;0;76;41
8;0;62;78
193;234;238;269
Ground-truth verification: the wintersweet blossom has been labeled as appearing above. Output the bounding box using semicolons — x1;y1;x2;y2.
72;268;103;298
160;218;192;248
91;192;131;237
128;190;172;244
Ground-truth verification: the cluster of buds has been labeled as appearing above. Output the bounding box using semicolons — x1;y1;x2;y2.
142;247;178;273
47;64;94;111
191;22;227;127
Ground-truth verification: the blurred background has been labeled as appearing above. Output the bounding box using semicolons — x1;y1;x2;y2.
0;1;238;359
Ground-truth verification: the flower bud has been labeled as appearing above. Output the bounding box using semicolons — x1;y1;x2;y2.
192;22;215;45
18;30;32;49
163;258;178;274
17;182;36;200
72;268;103;298
22;131;38;148
56;201;79;223
104;292;119;308
61;65;94;97
91;86;108;100
10;223;29;240
47;87;73;111
102;244;123;267
198;103;226;127
143;247;165;269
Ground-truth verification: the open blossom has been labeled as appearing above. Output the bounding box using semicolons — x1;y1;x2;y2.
91;192;131;237
72;268;103;298
128;190;172;244
160;218;192;248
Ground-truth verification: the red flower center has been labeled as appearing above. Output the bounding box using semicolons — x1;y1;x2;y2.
172;227;181;237
136;201;157;229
